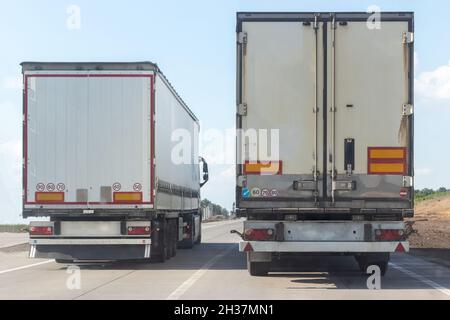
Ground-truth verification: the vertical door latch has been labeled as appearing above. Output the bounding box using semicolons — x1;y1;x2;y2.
344;138;355;175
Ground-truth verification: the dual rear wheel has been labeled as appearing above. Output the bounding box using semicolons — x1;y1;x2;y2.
247;253;391;277
151;214;201;263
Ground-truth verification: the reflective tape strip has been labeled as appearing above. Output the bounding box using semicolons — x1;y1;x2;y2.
369;148;405;159
244;161;282;175
144;244;151;258
29;245;36;258
369;163;405;174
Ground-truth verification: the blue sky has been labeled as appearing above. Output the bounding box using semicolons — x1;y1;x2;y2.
1;0;449;223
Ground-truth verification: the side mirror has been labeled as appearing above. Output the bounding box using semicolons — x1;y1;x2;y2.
199;157;209;188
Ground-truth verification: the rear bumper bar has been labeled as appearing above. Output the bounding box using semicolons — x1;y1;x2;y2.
29;238;151;260
30;238;151;245
239;241;409;253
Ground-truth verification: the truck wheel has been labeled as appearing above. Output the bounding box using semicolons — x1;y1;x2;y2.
195;231;201;245
151;246;168;263
171;241;177;257
195;214;202;245
150;219;169;263
248;262;270;276
356;254;389;276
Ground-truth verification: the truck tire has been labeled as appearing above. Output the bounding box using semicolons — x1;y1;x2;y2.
151;246;168;263
178;214;195;249
248;262;270;276
195;214;202;245
195;233;201;245
150;219;169;263
356;253;389;276
171;240;177;257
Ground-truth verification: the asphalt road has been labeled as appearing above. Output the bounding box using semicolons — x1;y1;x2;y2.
0;219;449;300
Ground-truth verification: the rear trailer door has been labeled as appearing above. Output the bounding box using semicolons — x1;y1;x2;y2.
24;72;154;209
236;13;413;211
237;19;326;206
327;16;413;207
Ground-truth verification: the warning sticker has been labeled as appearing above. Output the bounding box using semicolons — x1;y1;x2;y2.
242;188;250;198
270;189;279;197
251;188;261;197
112;182;121;191
261;189;270;197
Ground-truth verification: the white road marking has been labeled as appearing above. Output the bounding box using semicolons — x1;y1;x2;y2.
0;260;54;275
166;246;235;300
390;262;450;296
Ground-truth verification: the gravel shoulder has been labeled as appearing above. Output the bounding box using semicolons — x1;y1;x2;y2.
407;195;450;266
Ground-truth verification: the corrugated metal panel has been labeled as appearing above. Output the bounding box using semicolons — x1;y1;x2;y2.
154;73;200;210
24;71;153;208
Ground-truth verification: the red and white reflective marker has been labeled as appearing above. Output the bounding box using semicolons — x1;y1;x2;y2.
243;243;254;252
395;243;406;252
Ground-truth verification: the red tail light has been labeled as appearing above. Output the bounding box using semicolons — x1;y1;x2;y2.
244;228;275;241
183;224;191;239
375;229;405;241
29;226;53;236
127;226;150;235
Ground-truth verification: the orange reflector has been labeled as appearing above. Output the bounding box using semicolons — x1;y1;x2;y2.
368;147;407;175
369;148;405;159
113;192;143;203
244;161;282;175
35;192;64;203
369;163;405;174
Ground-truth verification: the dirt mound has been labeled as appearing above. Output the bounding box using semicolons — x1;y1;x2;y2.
407;195;450;249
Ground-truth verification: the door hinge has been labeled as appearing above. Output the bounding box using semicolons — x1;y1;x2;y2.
237;103;247;116
402;32;414;44
402;104;413;116
403;176;413;188
238;32;247;44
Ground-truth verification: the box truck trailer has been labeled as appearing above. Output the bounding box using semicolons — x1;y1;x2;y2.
235;12;414;276
22;61;209;262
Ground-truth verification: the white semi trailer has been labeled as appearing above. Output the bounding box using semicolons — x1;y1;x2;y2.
22;62;209;262
235;12;414;276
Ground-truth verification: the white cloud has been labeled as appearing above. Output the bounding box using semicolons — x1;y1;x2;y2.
415;60;450;100
3;76;22;90
415;167;433;176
